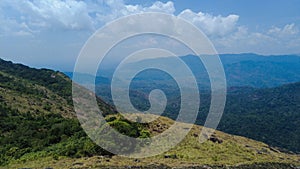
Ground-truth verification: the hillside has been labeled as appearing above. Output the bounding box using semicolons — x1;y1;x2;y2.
0;58;125;166
193;82;300;153
218;82;300;153
90;54;300;153
3;115;300;169
0;58;299;168
106;80;300;153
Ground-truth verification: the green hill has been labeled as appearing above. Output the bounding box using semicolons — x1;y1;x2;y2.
0;58;299;168
0;58;140;166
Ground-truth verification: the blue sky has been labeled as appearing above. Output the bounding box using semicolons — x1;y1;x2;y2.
0;0;300;71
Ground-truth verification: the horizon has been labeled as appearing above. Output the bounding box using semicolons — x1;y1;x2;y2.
1;52;300;72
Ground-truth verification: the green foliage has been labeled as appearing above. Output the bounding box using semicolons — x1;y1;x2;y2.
0;100;153;166
0;58;152;166
108;120;139;137
139;129;151;138
0;102;118;165
0;59;72;104
91;115;153;154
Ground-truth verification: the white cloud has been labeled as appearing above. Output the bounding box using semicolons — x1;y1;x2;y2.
178;9;239;37
176;9;300;54
0;0;95;37
268;23;299;37
0;0;175;35
0;0;299;55
214;24;300;54
95;1;175;23
147;1;175;14
267;24;300;53
15;0;93;30
0;1;239;38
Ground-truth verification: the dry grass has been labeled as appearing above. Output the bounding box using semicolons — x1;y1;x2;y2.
4;115;300;169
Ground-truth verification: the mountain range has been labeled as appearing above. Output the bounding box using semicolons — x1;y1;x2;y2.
0;57;299;168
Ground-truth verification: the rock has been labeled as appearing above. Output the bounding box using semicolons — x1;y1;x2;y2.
164;154;177;159
193;133;199;137
72;162;84;166
134;159;140;163
245;144;252;148
209;135;223;144
268;146;280;153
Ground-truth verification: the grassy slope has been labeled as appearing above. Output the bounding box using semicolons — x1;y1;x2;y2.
4;116;300;168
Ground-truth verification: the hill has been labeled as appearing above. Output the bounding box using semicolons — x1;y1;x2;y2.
0;58;299;168
0;58;137;166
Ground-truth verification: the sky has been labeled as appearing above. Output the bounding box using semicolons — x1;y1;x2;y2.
0;0;300;71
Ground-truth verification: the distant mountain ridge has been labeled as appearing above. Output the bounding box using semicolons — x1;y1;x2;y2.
66;53;300;89
128;53;300;88
219;53;300;64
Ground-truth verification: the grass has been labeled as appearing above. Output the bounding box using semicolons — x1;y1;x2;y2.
3;115;300;169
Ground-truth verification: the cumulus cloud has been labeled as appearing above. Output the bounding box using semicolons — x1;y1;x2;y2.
268;23;299;38
2;0;94;31
0;0;175;35
214;23;300;54
0;0;299;54
0;0;239;38
267;24;300;53
94;1;175;24
178;9;239;37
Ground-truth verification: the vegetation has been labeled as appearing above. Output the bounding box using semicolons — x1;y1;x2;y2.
0;58;299;168
96;75;300;153
92;54;300;153
218;83;300;153
0;58;149;166
0;59;72;104
3;117;300;168
0;100;151;165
